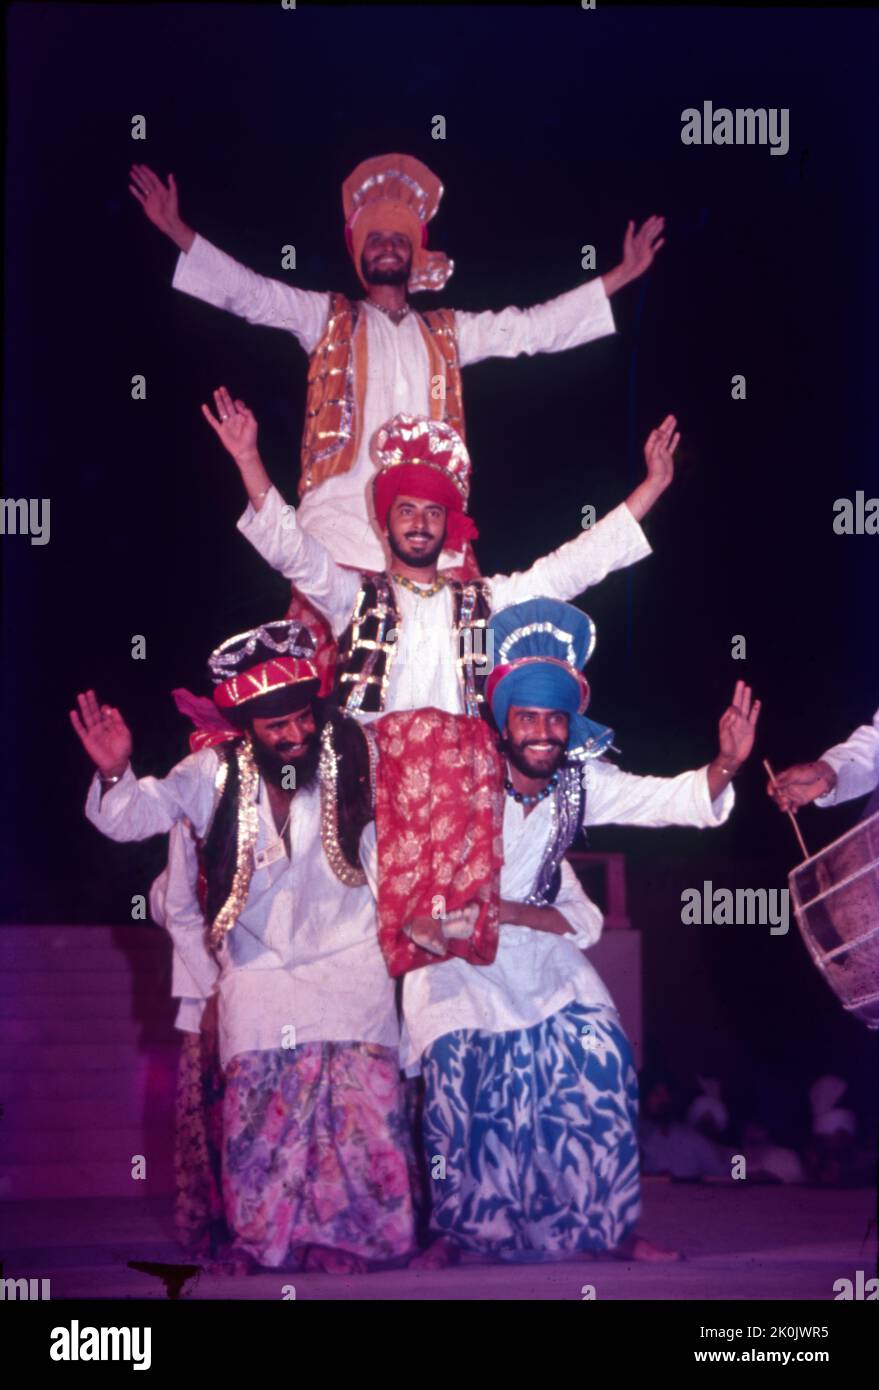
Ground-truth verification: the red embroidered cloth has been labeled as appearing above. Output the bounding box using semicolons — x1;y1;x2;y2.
373;708;504;977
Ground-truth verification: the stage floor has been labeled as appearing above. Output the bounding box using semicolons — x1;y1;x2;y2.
3;1178;876;1301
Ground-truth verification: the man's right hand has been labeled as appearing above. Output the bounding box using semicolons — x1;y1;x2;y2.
201;386;259;464
129;165;195;253
70;690;133;780
768;761;837;813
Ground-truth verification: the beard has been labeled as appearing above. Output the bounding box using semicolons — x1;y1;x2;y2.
361;251;411;286
500;732;568;782
250;728;322;793
387;525;447;569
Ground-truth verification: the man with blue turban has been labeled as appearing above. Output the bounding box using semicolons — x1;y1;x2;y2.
402;597;761;1267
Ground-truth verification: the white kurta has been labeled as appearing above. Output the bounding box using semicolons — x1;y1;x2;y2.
237;484;651;721
364;759;735;1071
85;751;398;1069
173;234;617;571
814;705;879;807
148;820;217;1035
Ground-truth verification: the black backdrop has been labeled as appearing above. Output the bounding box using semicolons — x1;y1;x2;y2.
3;2;877;1124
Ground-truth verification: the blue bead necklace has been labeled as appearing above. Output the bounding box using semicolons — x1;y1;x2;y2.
504;770;559;806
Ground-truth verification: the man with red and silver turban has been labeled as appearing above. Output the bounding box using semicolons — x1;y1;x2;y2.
207;390;680;726
71;621;416;1275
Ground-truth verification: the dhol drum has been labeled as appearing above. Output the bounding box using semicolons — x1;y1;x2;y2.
788;809;879;1028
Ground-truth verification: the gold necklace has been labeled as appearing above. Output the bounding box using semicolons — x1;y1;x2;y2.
391;572;448;598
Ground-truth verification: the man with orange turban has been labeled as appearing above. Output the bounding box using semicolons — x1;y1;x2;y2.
130;153;665;575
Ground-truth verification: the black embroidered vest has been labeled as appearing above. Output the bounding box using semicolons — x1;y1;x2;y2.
333;573;493;720
197;712;376;940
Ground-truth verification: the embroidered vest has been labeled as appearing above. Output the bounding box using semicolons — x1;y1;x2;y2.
196;716;376;944
333;573;493;720
299;293;465;498
525;763;588;906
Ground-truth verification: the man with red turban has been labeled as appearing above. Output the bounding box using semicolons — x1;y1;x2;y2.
130;153;665;576
202;386;679;725
71;621;416;1275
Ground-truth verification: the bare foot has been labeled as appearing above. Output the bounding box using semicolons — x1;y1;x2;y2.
611;1233;683;1262
409;1236;462;1269
303;1245;368;1275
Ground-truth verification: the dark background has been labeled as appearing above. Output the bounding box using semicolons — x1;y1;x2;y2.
3;2;877;1136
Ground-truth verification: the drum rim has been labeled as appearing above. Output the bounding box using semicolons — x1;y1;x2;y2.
789;806;879;876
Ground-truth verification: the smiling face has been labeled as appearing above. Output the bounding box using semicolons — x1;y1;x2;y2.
249;704;320;788
361;229;413;286
386;494;448;568
503;706;570;781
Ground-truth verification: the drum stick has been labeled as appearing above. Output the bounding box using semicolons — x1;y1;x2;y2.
763;759;809;860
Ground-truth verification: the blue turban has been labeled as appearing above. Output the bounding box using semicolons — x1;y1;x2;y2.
486;598;614;757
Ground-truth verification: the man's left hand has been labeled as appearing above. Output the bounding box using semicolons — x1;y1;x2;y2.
718;680;761;769
603;215;666;295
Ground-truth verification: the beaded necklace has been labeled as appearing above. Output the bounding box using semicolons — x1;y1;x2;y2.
391;572;448;598
368;300;411;325
504;770;560;807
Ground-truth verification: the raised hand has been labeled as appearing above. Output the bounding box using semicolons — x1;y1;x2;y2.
201;387;259;462
70;690;132;779
622;215;666;279
643;414;680;490
767;761;836;813
718;681;761;770
129;164;178;233
625;415;679;521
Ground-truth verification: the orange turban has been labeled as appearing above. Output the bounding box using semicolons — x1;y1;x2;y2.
343;154;453;293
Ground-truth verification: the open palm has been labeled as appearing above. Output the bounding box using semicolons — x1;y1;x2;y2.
70;690;132;778
129;165;180;236
718;681;761;767
201;386;258;461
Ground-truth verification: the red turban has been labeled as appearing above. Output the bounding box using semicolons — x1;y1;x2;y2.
372;414;479;550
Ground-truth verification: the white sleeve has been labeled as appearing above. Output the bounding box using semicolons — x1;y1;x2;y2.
359;821;379;902
455;279;615;367
583;759;735;830
85;748;220;843
490;502;651;610
814;706;879;807
236;485;361;637
172;233;331;355
553;859;605;949
149;821;220;1002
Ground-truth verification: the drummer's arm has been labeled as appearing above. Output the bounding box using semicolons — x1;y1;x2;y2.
814;709;879;806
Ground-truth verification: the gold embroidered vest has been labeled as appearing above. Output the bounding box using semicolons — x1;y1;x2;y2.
299;294;466;498
333;573;493;719
198;716;377;945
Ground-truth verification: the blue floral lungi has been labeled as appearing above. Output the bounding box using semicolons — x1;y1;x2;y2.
421;1000;640;1257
